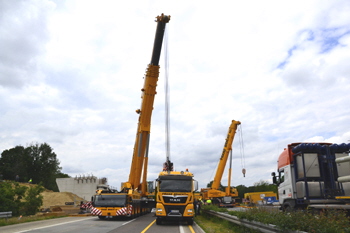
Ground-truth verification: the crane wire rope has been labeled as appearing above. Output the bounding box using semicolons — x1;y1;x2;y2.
238;124;246;177
163;26;171;162
209;159;221;187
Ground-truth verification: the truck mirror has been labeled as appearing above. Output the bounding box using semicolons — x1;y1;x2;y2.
272;176;278;185
194;180;198;192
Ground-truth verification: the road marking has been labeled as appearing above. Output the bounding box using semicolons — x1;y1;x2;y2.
179;224;185;233
15;217;91;233
141;219;156;233
122;218;136;225
189;225;195;233
180;223;196;233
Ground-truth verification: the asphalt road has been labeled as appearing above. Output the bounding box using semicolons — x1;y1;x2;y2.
0;213;204;233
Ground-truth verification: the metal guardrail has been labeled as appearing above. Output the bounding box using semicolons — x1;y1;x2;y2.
203;210;307;233
0;211;12;220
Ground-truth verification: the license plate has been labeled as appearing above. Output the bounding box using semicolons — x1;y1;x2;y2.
171;210;179;213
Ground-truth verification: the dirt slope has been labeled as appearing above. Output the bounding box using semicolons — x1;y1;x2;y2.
41;190;85;209
19;183;85;209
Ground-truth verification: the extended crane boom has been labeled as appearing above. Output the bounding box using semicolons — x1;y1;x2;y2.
212;120;241;190
126;14;170;194
90;14;170;219
201;120;241;207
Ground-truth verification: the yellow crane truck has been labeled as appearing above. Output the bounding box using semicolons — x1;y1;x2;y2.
90;13;170;219
201;120;241;207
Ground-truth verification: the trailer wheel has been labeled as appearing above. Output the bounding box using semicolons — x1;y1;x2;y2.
283;203;294;212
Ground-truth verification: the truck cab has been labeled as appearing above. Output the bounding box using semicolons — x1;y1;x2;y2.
272;142;350;212
155;170;198;225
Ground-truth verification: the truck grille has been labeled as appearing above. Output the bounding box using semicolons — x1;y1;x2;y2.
164;205;185;216
162;195;188;203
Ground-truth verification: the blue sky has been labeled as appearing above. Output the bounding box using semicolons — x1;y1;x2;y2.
1;0;350;190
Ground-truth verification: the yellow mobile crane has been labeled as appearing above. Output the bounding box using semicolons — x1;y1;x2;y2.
201;120;242;207
91;13;170;219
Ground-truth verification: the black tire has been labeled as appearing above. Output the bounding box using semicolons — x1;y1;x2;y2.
187;218;193;225
156;217;162;225
283;204;294;212
98;216;105;219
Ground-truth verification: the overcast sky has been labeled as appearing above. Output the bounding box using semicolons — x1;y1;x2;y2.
1;0;350;190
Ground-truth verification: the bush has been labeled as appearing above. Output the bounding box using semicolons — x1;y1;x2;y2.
229;207;350;232
0;182;27;216
0;181;44;216
20;184;45;215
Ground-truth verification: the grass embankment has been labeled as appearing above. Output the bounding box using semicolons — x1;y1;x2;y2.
195;212;258;233
196;205;350;233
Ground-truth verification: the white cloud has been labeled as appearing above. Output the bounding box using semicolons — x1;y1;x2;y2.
1;0;350;190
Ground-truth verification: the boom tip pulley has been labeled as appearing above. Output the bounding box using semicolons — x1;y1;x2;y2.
155;13;171;23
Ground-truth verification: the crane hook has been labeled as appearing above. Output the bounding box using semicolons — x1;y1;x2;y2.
242;168;246;177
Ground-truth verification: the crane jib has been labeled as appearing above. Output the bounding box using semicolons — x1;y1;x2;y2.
150;15;170;66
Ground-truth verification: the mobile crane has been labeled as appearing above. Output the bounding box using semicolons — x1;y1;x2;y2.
201;120;241;207
90;13;170;219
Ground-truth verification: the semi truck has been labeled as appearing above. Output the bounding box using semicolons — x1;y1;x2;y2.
272;142;350;212
200;120;241;208
90;13;170;219
155;168;198;225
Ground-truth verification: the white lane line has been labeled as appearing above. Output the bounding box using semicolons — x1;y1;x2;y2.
179;224;185;233
122;218;137;225
15;217;91;233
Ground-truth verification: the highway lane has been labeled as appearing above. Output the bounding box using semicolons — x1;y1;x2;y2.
0;216;120;233
0;214;204;233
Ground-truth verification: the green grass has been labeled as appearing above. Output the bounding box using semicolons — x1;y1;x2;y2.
0;213;68;227
194;207;259;233
200;205;350;233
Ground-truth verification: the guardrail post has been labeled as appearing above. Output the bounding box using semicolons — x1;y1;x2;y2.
0;211;13;221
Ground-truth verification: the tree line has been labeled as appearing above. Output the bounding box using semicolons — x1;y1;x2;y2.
0;142;69;191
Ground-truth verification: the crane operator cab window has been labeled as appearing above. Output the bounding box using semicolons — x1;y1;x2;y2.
94;195;127;207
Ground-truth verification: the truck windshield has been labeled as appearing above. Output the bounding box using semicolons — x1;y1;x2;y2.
94;194;127;207
159;180;192;192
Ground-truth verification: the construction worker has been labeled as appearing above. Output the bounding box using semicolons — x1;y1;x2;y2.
195;199;202;215
28;178;32;184
206;198;212;205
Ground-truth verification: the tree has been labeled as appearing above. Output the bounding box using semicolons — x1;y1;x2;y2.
206;180;225;191
25;143;62;191
235;180;278;200
0;146;25;182
21;184;45;215
235;184;249;199
253;180;277;193
0;142;69;191
0;182;28;216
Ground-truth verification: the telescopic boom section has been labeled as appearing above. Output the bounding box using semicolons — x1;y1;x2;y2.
151;14;170;66
126;14;170;194
212;120;241;190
